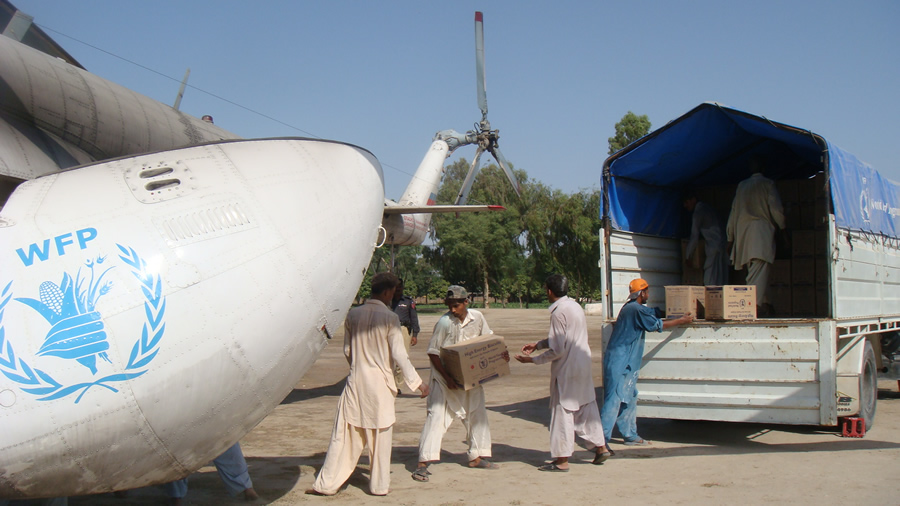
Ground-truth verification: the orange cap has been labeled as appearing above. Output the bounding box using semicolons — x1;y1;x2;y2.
629;278;649;293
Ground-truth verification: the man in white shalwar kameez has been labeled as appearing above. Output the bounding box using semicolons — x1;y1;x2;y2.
310;272;428;496
516;274;610;472
726;163;785;315
683;193;729;286
412;285;507;482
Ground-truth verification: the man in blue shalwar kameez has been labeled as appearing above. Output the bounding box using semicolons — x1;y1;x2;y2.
601;278;693;446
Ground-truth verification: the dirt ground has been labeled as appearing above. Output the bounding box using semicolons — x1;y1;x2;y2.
72;308;900;505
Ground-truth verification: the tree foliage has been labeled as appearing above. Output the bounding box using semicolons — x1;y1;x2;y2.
427;158;603;305
608;111;651;155
428;159;526;308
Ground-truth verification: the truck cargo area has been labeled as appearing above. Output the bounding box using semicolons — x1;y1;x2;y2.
599;103;900;430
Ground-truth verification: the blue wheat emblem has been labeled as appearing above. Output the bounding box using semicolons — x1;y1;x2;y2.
0;244;166;403
16;256;114;374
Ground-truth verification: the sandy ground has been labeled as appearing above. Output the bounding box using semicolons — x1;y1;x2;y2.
71;308;900;505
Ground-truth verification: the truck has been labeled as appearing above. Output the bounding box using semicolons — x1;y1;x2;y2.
598;102;900;433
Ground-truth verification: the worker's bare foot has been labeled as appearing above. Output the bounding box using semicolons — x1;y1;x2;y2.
242;487;259;500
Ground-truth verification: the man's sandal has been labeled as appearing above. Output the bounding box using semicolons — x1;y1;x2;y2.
468;458;499;469
537;463;569;472
592;450;611;465
411;467;430;482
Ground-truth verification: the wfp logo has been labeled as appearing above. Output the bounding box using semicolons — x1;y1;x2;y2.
1;230;166;403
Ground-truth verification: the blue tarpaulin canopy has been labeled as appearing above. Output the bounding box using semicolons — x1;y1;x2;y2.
602;103;899;239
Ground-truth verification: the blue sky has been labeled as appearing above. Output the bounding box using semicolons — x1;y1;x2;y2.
13;1;900;199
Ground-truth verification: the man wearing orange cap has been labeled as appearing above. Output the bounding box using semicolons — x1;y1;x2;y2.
600;278;693;447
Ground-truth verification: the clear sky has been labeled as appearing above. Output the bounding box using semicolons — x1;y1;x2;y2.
13;1;900;199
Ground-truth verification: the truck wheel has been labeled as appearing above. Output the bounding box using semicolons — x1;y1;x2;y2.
859;341;877;431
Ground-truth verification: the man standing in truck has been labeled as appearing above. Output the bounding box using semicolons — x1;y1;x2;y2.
601;278;693;446
683;192;729;285
726;158;785;316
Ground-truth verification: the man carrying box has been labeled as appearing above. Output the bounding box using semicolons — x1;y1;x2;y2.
412;285;509;482
516;274;611;472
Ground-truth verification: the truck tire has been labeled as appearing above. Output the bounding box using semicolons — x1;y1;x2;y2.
859;341;877;431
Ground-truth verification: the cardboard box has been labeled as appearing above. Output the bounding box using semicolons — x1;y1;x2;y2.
792;285;816;316
791;257;815;285
814;199;829;230
776;179;799;205
767;284;792;317
681;239;705;270
815;229;828;254
784;202;802;230
680;239;705;285
772;260;791;282
440;335;510;390
815;257;829;286
705;285;757;320
665;285;706;319
792;230;816;257
816;288;829;316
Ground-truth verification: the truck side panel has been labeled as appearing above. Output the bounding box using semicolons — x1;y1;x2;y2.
834;226;900;319
602;230;680;318
601;321;837;426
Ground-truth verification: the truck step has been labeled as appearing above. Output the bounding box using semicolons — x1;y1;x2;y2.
840;417;866;438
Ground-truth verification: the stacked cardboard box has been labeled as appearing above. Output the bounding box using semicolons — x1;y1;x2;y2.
665;286;707;319
681;239;705;285
705;285;757;320
791;229;817;316
665;285;756;320
693;174;830;319
768;259;791;316
765;173;831;318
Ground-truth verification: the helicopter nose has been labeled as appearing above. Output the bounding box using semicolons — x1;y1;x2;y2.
0;138;386;496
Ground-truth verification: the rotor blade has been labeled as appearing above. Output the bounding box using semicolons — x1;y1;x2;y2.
455;147;485;205
173;68;190;110
489;145;521;197
383;204;505;215
475;11;487;119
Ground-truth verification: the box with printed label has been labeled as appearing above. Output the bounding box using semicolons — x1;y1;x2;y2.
705;285;757;320
440;334;510;390
665;286;706;319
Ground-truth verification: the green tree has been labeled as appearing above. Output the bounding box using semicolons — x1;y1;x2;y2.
428;159;526;308
520;184;602;301
608;111;651;155
355;244;443;303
